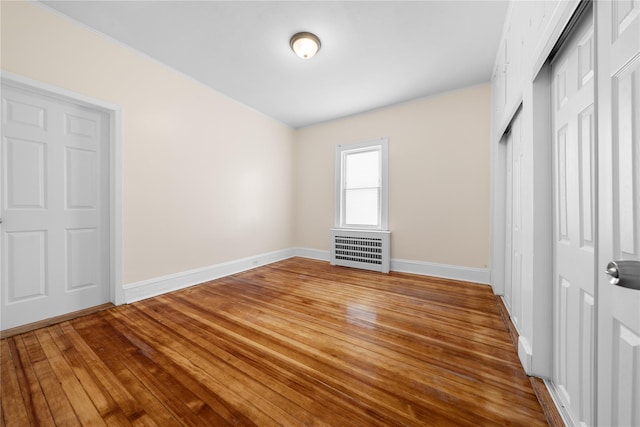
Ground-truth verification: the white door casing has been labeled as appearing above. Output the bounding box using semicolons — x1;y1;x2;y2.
596;1;640;425
551;5;596;426
1;82;111;330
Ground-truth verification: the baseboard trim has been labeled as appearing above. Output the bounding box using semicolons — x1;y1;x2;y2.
292;247;330;261
123;248;295;303
124;248;490;303
293;248;489;284
390;258;490;284
518;335;533;374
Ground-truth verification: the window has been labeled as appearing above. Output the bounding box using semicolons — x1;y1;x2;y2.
335;138;388;229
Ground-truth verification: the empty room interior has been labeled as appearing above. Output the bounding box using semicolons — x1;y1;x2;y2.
1;1;639;426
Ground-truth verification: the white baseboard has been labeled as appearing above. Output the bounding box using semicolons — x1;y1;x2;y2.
390;258;490;284
123;248;489;304
123;248;295;303
293;248;489;284
292;247;330;261
518;335;533;375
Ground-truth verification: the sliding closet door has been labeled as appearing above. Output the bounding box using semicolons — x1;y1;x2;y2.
503;111;524;331
596;0;640;424
550;6;595;425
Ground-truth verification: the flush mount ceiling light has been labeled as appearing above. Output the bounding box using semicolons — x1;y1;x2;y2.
290;32;321;59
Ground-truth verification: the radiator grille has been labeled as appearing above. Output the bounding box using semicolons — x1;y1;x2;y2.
330;229;390;273
334;236;383;264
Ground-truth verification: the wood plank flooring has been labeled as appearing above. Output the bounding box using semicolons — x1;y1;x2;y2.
1;257;549;426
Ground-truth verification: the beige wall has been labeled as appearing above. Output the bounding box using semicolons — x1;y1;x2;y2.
2;1;491;284
295;84;491;269
1;1;296;283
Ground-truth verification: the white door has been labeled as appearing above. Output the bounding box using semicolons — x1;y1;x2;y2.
551;5;596;426
596;1;640;425
503;112;524;331
1;82;110;330
504;125;514;313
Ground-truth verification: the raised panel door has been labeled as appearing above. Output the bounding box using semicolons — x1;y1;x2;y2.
551;6;595;426
596;1;640;424
1;83;110;330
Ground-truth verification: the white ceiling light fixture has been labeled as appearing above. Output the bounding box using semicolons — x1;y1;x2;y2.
290;32;321;59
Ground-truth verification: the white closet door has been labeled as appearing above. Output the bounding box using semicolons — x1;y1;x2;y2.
503;112;524;331
551;6;596;426
596;1;640;425
1;83;110;330
503;127;514;313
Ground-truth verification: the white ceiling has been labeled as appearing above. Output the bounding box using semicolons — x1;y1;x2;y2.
40;1;509;128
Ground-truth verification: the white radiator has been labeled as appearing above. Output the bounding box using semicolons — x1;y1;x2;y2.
330;229;391;273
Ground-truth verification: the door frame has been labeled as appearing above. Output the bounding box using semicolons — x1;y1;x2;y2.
1;71;124;306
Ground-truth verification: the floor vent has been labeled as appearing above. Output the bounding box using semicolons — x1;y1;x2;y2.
330;229;391;273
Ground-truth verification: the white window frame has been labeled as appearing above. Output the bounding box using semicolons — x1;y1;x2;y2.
335;138;389;230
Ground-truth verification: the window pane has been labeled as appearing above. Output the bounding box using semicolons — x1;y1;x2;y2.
345;188;379;226
345;150;379;189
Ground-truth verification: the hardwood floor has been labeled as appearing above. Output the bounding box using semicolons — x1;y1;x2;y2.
1;257;549;426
